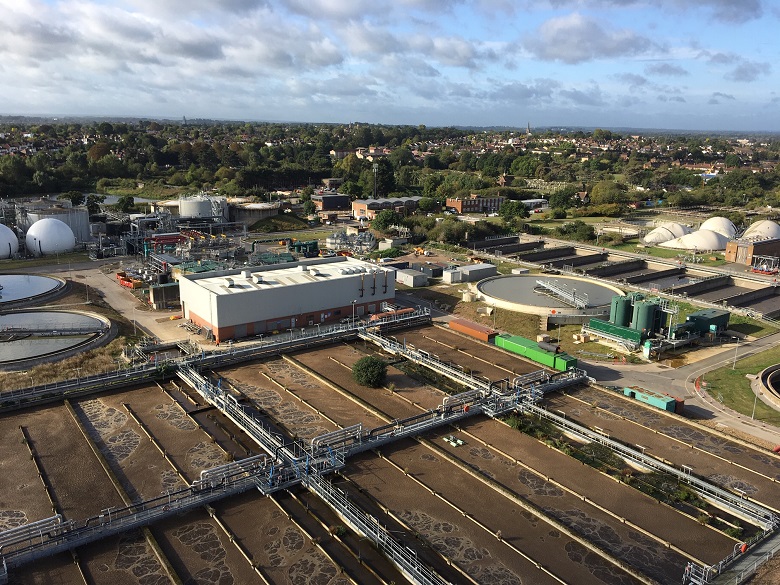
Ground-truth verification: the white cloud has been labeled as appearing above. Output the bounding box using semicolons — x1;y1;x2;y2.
524;13;660;64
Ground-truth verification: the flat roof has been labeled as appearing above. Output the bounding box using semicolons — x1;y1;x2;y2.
188;257;391;296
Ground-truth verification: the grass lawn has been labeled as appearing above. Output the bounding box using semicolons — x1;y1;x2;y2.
249;214;310;232
404;284;546;340
0;252;91;271
103;181;188;200
700;347;780;426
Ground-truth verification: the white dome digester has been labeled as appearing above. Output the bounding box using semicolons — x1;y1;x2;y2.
0;223;19;259
25;218;76;256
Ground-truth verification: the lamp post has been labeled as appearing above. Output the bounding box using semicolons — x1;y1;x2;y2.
133;306;137;336
372;163;378;198
752;392;763;420
732;337;740;370
352;299;357;323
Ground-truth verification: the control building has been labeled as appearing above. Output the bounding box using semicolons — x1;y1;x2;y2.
179;257;396;343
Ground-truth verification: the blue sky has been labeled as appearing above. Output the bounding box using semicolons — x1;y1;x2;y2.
1;0;778;131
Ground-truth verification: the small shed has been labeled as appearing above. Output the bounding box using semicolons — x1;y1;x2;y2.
411;262;443;278
396;269;428;287
442;269;463;284
459;263;498;282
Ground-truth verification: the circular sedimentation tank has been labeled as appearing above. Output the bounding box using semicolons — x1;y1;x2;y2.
0;274;66;307
0;309;112;369
476;274;623;319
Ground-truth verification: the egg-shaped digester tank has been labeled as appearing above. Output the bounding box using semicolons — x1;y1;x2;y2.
25;218;76;256
0;223;19;259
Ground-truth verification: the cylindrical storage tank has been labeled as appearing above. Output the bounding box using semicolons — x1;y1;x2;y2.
632;301;658;334
25;218;76;256
26;208;90;243
614;296;632;327
538;341;561;353
179;195;218;218
0;223;19;259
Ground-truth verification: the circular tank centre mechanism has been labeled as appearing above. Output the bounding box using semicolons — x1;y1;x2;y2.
476;274;624;319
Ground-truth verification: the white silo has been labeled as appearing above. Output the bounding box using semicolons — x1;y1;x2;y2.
178;194;227;219
26;218;76;256
0;224;19;259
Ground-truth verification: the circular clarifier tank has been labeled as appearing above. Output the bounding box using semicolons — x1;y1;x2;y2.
0;310;111;368
476;274;624;319
0;274;66;307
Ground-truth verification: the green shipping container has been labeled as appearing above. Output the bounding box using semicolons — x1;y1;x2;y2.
496;334;566;369
524;347;557;368
554;354;578;371
588;319;643;343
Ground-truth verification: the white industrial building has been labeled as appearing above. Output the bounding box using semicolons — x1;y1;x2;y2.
396;269;428;287
459;263;498;282
179;256;396;343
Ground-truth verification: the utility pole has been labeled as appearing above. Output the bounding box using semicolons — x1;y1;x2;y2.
373;163;378;198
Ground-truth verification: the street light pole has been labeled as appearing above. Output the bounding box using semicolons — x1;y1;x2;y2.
732;337;740;370
752;393;758;420
352;300;357;323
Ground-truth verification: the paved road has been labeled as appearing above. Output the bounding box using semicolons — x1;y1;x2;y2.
580;335;780;446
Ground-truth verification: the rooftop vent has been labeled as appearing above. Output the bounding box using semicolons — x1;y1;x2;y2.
223;277;234;288
253;275;264;284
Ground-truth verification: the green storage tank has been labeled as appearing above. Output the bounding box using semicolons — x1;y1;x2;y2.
632;300;658;334
610;295;632;327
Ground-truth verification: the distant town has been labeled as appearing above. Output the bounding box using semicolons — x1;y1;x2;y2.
2;120;780;585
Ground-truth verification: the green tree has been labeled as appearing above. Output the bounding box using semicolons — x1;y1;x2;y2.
371;209;401;232
549;186;578;209
589;181;629;205
59;190;85;206
417;197;437;213
303;200;317;215
352;356;387;387
86;193;106;215
498;200;529;221
116;195;135;212
300;186;314;201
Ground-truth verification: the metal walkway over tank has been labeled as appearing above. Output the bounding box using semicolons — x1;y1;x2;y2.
1;317;778;585
0;322;587;584
535;278;590;309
